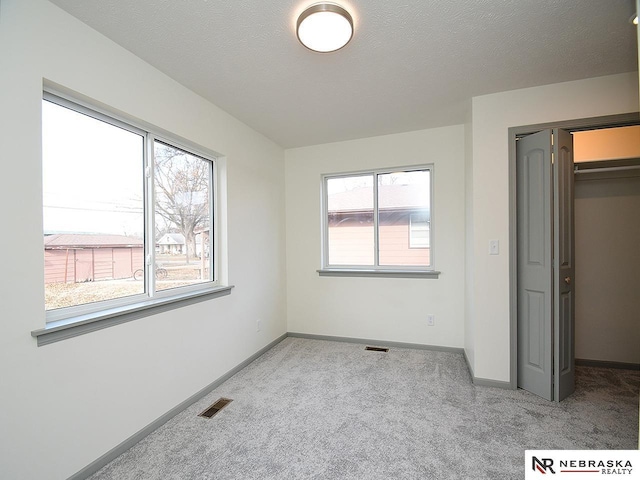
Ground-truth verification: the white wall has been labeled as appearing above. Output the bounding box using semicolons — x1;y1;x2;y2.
468;73;639;382
285;126;466;348
0;3;637;477
574;174;640;364
0;1;286;479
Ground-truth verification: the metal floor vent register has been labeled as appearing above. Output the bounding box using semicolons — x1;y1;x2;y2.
198;397;233;418
365;346;389;352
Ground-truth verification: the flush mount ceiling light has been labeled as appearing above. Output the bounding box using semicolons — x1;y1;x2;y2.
296;3;353;53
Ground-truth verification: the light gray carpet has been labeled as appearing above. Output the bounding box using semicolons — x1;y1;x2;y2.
89;337;640;480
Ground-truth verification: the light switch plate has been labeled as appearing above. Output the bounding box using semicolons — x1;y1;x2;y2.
489;240;499;255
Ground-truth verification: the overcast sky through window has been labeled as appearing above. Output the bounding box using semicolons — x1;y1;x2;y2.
42;100;144;238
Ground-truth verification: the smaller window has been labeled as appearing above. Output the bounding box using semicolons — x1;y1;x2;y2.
322;165;434;272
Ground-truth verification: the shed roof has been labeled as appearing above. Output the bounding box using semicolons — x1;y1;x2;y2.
44;233;143;249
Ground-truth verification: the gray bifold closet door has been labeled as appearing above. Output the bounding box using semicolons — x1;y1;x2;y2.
517;128;575;402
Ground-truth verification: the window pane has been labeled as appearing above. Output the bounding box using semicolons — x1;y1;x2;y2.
154;141;213;291
327;175;374;266
378;170;430;266
42;100;145;312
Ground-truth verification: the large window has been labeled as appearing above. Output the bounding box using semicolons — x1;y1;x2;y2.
42;93;218;322
322;166;433;271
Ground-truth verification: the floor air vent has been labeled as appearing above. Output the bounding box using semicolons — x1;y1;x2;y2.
198;397;233;418
365;346;389;352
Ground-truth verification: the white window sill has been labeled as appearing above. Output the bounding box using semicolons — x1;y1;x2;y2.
317;269;440;279
31;285;234;346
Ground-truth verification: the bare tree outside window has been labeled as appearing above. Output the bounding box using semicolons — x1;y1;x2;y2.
154;141;212;290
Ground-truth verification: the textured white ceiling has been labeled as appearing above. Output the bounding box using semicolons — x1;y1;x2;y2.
49;0;638;148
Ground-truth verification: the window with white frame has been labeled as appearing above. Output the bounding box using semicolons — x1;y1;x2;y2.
42;93;219;322
322;166;433;270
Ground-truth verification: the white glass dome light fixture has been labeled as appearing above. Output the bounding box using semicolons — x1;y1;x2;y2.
296;3;354;53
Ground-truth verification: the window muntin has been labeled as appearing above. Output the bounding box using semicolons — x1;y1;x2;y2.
42;94;217;321
323;166;433;270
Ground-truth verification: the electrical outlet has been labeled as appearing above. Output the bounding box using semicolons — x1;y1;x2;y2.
489;240;499;255
427;314;435;326
256;319;261;332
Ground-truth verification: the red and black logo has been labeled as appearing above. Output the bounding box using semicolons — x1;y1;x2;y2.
533;457;556;474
